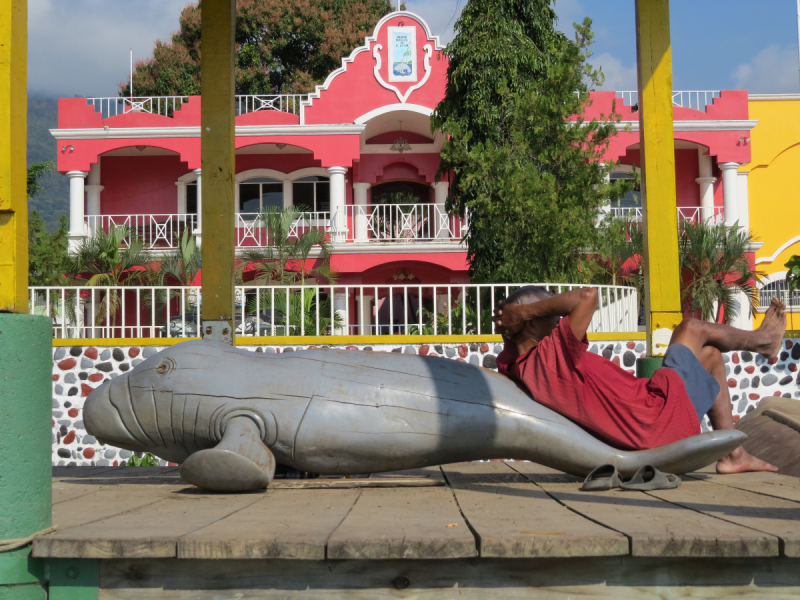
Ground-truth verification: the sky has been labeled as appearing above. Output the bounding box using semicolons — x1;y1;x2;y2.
28;0;800;98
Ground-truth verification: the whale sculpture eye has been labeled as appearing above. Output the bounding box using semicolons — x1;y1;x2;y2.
155;357;177;376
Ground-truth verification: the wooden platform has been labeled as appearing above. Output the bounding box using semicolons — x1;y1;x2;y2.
36;463;800;598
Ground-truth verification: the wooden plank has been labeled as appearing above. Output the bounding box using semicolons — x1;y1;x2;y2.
370;466;445;482
52;483;188;531
179;489;360;559
684;471;800;504
53;480;111;504
269;478;442;489
738;414;800;477
99;556;800;599
34;490;265;559
648;479;800;557
327;486;476;560
442;462;628;558
509;462;779;558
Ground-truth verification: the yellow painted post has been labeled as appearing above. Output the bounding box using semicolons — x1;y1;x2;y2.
200;0;236;344
635;0;683;358
0;0;28;311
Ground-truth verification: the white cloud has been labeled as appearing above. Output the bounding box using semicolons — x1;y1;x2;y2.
28;0;189;98
592;52;637;91
731;45;800;94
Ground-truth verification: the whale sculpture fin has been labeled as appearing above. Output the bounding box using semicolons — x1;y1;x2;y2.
181;415;276;492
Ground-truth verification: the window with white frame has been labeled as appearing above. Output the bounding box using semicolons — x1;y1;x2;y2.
186;181;197;214
293;176;330;213
239;178;283;213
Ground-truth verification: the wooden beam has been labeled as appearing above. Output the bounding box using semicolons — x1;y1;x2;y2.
200;0;236;344
635;0;683;356
0;0;28;312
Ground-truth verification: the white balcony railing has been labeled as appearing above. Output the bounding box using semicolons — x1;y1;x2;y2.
759;281;800;310
29;283;639;340
85;214;198;249
615;90;721;112
87;96;190;118
607;206;725;224
87;95;308;118
342;204;468;242
235;95;307;116
235;212;331;248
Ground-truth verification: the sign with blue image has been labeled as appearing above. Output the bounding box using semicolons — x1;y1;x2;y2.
388;26;417;82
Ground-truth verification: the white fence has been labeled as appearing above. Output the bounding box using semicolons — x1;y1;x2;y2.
607;206;725;223
759;280;800;310
615;90;721;112
29;283;640;340
87;97;189;118
85;214;198;249
87;95;307;118
341;204;468;242
235;212;331;248
235;95;306;116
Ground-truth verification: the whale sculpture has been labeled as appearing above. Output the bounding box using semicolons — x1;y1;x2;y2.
84;341;746;491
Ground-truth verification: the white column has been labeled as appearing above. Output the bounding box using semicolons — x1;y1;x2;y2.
333;289;348;335
67;170;88;251
696;151;717;222
85;161;103;216
357;293;374;335
282;179;293;210
432;181;449;239
719;162;740;226
176;181;187;214
328;167;348;242
193;169;202;234
729;290;753;330
737;171;750;232
353;182;370;242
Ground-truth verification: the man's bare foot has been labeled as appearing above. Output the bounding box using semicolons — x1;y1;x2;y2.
755;297;787;360
717;447;778;474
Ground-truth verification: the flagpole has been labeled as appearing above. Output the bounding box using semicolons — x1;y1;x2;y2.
130;48;133;99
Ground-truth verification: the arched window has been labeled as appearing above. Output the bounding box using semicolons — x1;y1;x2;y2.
293;176;330;213
239;178;283;213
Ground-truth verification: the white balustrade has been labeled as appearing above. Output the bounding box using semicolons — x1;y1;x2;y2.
29;283;640;340
87;97;189;118
235;212;331;248
615;90;721;112
759;281;800;310
85;214;197;249
607;206;724;224
234;95;307;116
343;204;468;242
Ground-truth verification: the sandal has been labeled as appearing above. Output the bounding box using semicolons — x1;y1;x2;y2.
619;465;681;491
580;464;622;491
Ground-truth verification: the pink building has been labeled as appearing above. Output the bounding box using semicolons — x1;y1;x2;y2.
51;11;756;325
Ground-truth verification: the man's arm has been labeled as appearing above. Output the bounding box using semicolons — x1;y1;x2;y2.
495;288;599;341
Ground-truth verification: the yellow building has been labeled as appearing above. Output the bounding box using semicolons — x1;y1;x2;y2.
744;94;800;330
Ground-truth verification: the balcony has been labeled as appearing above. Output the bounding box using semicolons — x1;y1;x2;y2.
83;206;469;251
86;94;307;118
607;206;725;224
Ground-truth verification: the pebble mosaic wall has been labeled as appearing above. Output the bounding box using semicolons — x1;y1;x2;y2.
51;339;800;466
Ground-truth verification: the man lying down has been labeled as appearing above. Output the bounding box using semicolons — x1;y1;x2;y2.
493;286;784;474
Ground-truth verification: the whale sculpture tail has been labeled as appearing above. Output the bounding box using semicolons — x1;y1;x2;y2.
181;416;276;492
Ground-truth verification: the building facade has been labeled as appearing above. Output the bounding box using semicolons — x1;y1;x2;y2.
51;11;763;330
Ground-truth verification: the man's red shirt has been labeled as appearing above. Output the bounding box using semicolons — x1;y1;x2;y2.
495;317;700;450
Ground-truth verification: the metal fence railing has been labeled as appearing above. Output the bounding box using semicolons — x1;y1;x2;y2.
615;90;721;112
759;280;800;310
87;96;189;118
85;214;198;249
341;204;469;242
29;283;640;340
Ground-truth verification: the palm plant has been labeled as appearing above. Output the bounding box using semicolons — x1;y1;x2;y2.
679;220;760;324
69;226;152;331
236;206;336;286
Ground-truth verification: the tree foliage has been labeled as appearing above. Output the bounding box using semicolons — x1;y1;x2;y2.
121;0;392;97
28;162;70;286
434;6;631;283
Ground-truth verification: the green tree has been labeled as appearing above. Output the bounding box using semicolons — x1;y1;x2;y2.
433;6;630;283
28;161;70;286
122;0;392;97
679;220;759;324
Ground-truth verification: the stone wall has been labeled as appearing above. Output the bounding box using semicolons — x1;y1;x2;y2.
51;339;800;466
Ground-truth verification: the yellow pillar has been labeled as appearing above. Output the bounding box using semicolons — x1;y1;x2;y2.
635;0;682;357
200;0;236;344
0;0;28;311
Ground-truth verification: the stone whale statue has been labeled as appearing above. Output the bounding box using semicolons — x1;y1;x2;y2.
84;340;746;491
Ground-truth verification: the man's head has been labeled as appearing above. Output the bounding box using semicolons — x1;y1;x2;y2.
503;286;560;345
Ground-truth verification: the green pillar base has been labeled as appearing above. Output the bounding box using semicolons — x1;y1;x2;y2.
0;314;52;599
636;356;664;379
